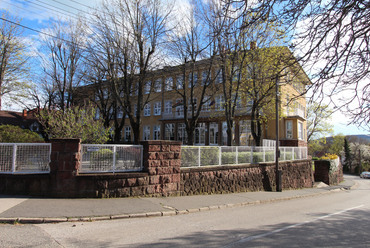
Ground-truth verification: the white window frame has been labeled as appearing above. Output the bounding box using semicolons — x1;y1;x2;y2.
144;103;151;116
188;98;197;113
215;95;225;111
117;107;123;119
176;75;184;89
175;99;184;117
143;125;150;140
177;123;187;144
164;100;172;114
165;123;175;140
154;79;162;92
144;81;151;94
165;77;173;91
298;121;304;140
153;125;161;140
286;120;293;139
154;101;161;116
201;96;211;112
124;126;131;142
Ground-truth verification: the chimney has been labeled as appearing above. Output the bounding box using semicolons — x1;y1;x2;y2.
250;41;256;50
22;109;27;118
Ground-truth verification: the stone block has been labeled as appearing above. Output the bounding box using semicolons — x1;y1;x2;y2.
126;178;137;187
170;160;181;167
148;145;161;152
149;160;161;167
150;175;160;184
161;160;170;167
170;145;181;152
162;145;170;152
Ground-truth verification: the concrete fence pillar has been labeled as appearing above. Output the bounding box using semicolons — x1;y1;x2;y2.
141;140;182;196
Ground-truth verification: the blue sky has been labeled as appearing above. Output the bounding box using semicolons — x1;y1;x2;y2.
0;0;368;136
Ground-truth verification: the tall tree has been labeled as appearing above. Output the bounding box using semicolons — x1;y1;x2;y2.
89;0;171;144
0;12;29;110
168;1;218;145
306;101;334;143
39;18;87;111
343;138;352;172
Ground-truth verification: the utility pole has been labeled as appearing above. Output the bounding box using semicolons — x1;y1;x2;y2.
275;75;282;192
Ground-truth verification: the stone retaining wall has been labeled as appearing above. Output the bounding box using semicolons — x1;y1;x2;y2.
181;160;313;195
314;159;343;185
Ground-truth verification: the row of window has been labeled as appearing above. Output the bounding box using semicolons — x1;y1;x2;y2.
122;120;304;144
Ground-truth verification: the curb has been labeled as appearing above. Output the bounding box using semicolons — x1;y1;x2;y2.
0;186;352;225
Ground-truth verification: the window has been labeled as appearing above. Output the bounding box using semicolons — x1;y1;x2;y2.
188;98;197;113
154;101;161;116
215;95;225;111
188;72;197;88
124;126;131;142
175;99;184;117
164;100;172;114
144;104;151;116
232;94;242;109
144;81;151;94
153;125;161;140
117;107;124;119
286;120;293;139
201;96;211;112
216;68;223;84
209;122;218;145
246;100;253;113
154;79;162;92
201;71;209;86
298;122;304;140
133;83;139;96
232;66;240;82
239;120;252;146
165;123;175;140
165;77;173;91
194;123;206;145
176;75;184;89
177;123;187;144
143;125;150;140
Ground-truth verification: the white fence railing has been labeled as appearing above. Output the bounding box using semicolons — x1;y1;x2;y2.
181;146;307;168
0;143;51;174
79;144;143;173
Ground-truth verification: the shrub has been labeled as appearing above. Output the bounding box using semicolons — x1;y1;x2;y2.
0;125;44;143
320;153;338;160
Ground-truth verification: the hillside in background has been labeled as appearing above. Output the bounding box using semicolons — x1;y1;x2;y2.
326;134;370;144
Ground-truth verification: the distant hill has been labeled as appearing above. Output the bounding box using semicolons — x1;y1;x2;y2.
326;134;370;144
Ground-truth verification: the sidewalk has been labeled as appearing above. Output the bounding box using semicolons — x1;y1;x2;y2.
0;175;357;224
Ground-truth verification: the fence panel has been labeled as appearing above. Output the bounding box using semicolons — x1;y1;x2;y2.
79;144;143;173
181;146;307;168
0;143;51;174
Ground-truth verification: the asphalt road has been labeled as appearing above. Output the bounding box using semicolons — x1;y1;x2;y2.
1;176;369;247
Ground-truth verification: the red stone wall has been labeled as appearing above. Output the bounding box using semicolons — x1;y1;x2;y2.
180;160;313;195
0;139;313;198
314;160;343;185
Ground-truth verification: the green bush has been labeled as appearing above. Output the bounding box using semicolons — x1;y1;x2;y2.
0;125;44;143
200;147;219;166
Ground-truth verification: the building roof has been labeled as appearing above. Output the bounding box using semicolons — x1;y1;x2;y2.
0;109;40;130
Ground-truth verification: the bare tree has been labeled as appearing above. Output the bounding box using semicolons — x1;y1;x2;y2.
89;0;171;144
0;12;29;110
168;1;218;145
39;18;87;111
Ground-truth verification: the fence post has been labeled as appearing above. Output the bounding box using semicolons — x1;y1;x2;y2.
219;147;222;166
198;147;201;167
263;147;266;162
112;145;117;173
236;146;238;164
292;147;295;160
11;144;17;173
250;147;253;164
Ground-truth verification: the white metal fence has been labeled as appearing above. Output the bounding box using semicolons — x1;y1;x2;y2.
0;143;51;174
181;146;307;168
79;144;143;173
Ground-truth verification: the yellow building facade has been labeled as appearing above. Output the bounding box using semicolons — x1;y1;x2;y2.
79;47;310;147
